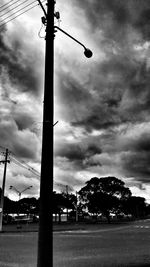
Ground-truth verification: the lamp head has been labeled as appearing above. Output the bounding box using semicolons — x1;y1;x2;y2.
84;48;93;58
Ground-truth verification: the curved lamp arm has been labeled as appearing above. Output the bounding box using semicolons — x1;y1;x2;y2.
20;186;32;194
54;26;93;58
9;185;20;194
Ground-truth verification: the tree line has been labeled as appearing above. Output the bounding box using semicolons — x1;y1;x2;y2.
0;176;150;224
53;177;150;223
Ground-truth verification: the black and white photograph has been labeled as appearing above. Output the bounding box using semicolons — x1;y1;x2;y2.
1;0;150;266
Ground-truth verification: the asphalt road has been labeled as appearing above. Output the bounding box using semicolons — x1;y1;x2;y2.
0;232;37;267
0;220;150;266
53;219;150;267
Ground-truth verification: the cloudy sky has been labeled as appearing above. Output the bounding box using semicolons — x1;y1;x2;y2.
1;0;150;202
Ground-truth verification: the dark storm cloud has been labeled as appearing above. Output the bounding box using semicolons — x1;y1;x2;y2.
129;61;150;94
55;140;102;166
55;143;84;161
120;131;150;154
56;0;150;134
14;112;35;131
134;8;150;40
0;118;39;160
58;55;149;132
0;27;41;95
122;152;150;183
75;0;150;41
86;144;102;156
75;0;130;27
54;0;150;192
12;142;37;159
57;66;119;131
120;133;150;183
132;133;150;153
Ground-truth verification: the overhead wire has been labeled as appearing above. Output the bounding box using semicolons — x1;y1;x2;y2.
0;0;30;14
11;159;40;178
0;146;69;191
0;0;32;18
0;0;40;23
11;154;40;175
0;0;15;10
0;146;40;178
10;156;69;190
0;0;46;29
10;155;40;178
10;156;68;190
10;157;29;170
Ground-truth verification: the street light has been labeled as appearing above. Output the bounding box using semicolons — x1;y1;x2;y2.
9;185;32;201
9;185;32;228
54;26;93;58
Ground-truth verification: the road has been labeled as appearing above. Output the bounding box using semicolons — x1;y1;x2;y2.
53;219;150;267
0;232;38;267
0;220;150;266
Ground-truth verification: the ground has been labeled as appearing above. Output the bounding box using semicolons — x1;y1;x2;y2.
0;220;150;266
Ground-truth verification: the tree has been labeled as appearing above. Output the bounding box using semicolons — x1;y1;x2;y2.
61;192;77;211
53;191;77;222
78;177;131;223
18;197;39;215
88;192;119;223
53;192;67;222
122;196;147;218
3;197;17;214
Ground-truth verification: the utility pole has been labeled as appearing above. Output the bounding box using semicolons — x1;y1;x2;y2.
37;1;54;266
0;148;10;232
36;1;92;266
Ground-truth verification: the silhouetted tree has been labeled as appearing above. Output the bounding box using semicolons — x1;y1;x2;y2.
18;197;39;214
61;192;77;211
3;197;17;214
78;177;131;223
53;191;77;222
122;196;146;218
145;203;150;216
53;192;66;222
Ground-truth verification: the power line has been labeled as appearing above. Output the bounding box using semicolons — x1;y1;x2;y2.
10;155;69;188
0;0;15;10
0;0;30;14
0;146;40;178
11;159;40;178
10;157;29;171
10;157;68;189
11;153;40;174
0;0;46;28
10;156;40;177
0;148;39;177
10;157;68;190
0;0;39;22
0;0;32;18
10;157;31;171
0;147;68;190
